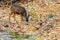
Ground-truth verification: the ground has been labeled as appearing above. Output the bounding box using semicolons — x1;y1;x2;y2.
0;0;60;40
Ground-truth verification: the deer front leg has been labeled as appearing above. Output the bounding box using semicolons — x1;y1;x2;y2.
14;13;19;26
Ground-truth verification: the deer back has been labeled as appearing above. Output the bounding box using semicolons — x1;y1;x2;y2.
12;4;26;13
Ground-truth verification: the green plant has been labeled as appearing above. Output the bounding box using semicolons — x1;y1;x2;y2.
6;29;24;40
48;14;53;18
10;32;24;40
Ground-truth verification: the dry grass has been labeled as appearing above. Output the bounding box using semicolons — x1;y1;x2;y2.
0;0;60;40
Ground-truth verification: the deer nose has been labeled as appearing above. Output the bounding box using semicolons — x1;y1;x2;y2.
25;16;29;22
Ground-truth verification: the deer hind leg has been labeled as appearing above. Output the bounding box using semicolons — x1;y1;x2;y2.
9;13;12;22
14;13;19;26
9;13;12;28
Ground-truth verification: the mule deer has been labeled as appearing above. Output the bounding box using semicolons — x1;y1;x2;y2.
9;4;29;25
